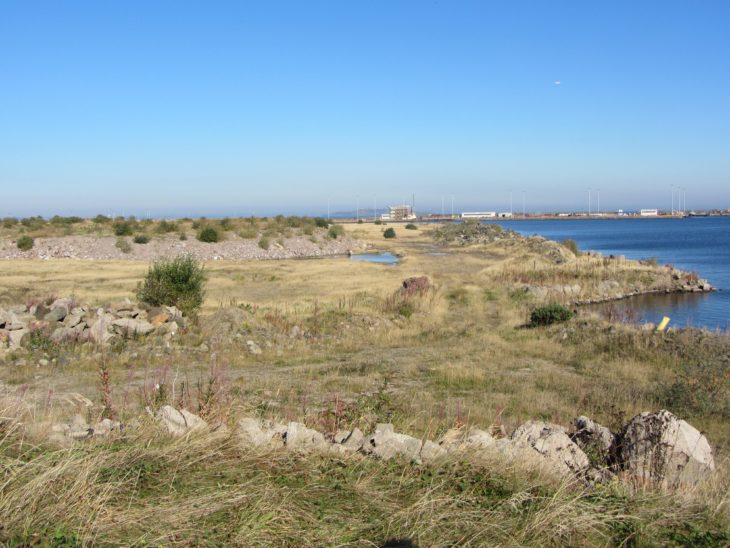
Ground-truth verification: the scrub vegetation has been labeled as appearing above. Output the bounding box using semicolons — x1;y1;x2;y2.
0;220;728;545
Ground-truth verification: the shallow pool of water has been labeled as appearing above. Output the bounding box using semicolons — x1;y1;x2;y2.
350;252;399;265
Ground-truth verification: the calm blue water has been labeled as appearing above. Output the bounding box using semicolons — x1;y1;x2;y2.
487;217;730;331
350;251;399;265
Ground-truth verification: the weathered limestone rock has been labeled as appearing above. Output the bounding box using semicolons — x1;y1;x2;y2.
615;410;714;489
334;428;365;452
157;405;207;436
246;340;262;355
420;440;447;462
363;423;422;462
237;418;287;448
512;421;590;477
285;421;329;452
440;427;496;453
8;328;30;349
111;317;155;336
64;313;84;328
571;416;615;465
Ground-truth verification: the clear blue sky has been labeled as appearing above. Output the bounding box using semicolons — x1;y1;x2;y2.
1;1;729;217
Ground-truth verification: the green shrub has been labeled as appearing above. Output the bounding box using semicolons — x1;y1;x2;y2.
197;227;220;243
115;238;132;253
405;223;418;230
2;217;19;228
136;255;206;316
530;304;573;326
20;216;46;230
93;214;111;224
155;220;178;234
178;232;188;241
357;219;363;224
113;221;133;236
562;239;579;256
219;217;232;231
16;235;34;251
314;217;330;228
374;219;383;225
258;237;270;250
133;234;150;244
328;225;345;239
383;227;396;239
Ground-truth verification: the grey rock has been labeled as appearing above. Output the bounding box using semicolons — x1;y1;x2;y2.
64;313;84;328
420;440;447;462
44;307;68;323
440;427;496;453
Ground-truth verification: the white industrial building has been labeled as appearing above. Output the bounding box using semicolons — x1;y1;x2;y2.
640;209;658;217
461;211;496;219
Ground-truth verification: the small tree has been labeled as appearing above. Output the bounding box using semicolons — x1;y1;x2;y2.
16;235;34;251
137;256;206;316
328;225;345;239
383;227;396;239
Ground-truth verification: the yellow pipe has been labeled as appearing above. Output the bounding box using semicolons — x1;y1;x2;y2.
656;316;670;331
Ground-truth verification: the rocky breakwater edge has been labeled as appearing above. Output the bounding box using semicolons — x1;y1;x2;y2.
0;296;183;360
42;406;716;492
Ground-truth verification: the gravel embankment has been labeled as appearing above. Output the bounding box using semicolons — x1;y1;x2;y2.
0;235;366;261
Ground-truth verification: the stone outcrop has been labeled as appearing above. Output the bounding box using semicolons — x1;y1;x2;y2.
39;405;715;491
614;410;715;489
0;297;184;352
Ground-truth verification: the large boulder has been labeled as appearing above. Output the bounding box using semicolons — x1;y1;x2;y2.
615;410;714;489
363;423;422;462
401;276;431;293
512;421;590;477
156;405;207;436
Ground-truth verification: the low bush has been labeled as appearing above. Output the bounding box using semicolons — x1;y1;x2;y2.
155;220;178;234
314;217;330;228
178;232;188;241
197;227;220;243
328;225;345;239
239;227;258;239
115;238;132;253
93;214;111;224
133;234;150;244
530;303;573;326
136;255;206;316
16;235;34;251
383;227;396;239
258;237;270;250
405;223;418;230
220;217;232;231
374;219;383;225
113;221;133;236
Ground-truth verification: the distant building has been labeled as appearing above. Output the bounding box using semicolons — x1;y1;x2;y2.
640;209;658;217
461;211;496;219
383;205;415;221
497;212;513;218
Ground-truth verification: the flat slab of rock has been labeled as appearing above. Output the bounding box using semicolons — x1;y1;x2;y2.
363;423;423;462
157;405;207;436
